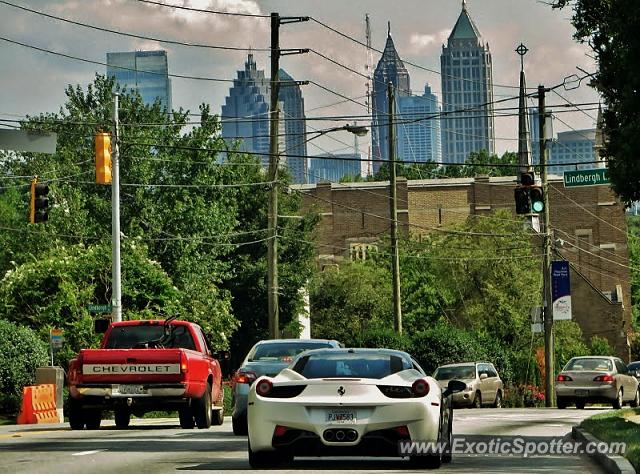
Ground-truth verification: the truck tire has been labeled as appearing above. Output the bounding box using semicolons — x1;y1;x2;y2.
85;410;102;430
68;398;85;430
232;416;248;435
212;407;224;426
179;407;195;429
114;408;131;428
194;384;212;429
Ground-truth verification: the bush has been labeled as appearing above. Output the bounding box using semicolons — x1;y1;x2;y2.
410;323;490;374
589;335;615;356
0;320;49;414
355;328;412;351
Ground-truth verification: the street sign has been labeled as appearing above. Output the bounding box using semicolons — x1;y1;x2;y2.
87;304;113;313
0;130;57;154
49;328;64;349
563;168;609;188
552;261;572;320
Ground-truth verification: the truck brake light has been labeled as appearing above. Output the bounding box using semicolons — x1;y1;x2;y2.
180;353;188;373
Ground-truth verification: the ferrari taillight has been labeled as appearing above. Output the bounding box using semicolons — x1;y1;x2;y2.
256;379;273;397
273;425;288;437
395;426;410;438
412;379;430;397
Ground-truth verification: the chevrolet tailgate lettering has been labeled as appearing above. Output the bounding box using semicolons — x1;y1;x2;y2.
83;364;181;374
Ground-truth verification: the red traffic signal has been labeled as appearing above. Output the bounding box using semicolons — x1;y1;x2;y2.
520;172;535;186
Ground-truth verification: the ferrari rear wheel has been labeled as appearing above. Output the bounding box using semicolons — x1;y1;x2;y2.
442;412;453;463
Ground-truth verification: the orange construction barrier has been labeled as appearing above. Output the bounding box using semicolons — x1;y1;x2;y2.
17;384;58;424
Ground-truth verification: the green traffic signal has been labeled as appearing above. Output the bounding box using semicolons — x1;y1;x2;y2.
530;187;544;213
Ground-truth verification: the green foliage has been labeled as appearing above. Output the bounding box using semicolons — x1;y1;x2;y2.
552;0;640;203
554;321;590;372
354;328;412;352
0;320;49;414
309;261;392;346
629;216;640;332
589;335;615;356
411;323;490;374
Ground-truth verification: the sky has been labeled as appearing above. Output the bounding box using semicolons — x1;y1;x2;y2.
0;0;599;158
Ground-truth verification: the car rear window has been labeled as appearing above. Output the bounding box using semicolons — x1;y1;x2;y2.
248;342;333;362
565;358;613;372
105;325;196;350
292;353;410;379
434;366;476;380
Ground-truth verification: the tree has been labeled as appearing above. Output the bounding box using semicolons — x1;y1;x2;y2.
553;0;640;203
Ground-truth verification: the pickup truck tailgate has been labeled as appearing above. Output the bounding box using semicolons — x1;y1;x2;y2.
80;349;184;383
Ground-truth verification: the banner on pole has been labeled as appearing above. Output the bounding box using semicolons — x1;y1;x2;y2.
552;261;572;320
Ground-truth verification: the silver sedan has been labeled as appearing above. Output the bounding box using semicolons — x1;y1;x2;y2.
555;356;640;409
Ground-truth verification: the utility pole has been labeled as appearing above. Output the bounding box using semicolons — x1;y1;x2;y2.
266;13;309;339
388;82;402;334
538;85;554;406
112;92;122;323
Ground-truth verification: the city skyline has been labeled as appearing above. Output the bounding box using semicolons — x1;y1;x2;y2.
0;0;600;161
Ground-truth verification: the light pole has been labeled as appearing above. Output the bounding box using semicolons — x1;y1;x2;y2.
267;124;368;339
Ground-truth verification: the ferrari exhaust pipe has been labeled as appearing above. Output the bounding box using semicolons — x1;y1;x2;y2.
324;430;335;441
346;430;357;441
335;430;345;441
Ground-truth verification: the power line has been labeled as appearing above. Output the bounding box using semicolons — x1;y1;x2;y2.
0;0;268;52
133;0;270;18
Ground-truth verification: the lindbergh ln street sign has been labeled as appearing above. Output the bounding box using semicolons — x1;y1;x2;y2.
563;168;610;188
87;304;112;313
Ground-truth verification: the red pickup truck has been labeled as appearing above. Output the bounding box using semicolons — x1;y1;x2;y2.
67;318;227;430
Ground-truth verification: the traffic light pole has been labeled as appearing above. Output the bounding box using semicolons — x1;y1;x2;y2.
388;82;402;334
539;85;554;407
111;92;122;323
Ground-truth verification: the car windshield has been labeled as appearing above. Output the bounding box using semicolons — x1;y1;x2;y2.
248;342;333;363
565;358;613;372
434;366;476;380
628;362;640;371
105;324;196;350
292;352;410;379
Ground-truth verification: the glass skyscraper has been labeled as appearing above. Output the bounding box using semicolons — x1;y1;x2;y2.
106;50;172;111
278;69;308;184
440;1;495;164
221;54;271;165
308;153;362;184
372;25;411;174
396;84;442;163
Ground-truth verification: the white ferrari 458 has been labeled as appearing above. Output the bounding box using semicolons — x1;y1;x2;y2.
247;348;466;469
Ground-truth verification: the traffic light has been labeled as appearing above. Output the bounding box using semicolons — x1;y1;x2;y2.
514;172;544;215
29;179;50;224
95;132;112;184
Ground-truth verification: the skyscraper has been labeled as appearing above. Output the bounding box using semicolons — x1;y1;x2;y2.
106;50;172;111
221;54;271;164
372;23;411;174
278;69;308;184
308;153;362;184
396;84;442;163
440;1;495;164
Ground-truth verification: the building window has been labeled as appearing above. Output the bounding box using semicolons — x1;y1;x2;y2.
350;243;378;261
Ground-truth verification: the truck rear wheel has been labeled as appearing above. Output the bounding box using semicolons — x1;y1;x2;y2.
85;410;102;430
212;407;224;426
194;384;212;429
68;398;85;430
114;408;131;428
179;407;195;429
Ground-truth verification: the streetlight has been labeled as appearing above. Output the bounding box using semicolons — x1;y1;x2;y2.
267;124;368;340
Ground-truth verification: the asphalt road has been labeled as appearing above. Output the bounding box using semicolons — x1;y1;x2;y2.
0;408;609;473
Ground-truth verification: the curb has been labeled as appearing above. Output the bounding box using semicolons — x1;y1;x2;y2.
572;426;636;474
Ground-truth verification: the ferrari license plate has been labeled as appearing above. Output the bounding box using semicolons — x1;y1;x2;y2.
575;389;589;397
326;410;356;424
114;384;148;396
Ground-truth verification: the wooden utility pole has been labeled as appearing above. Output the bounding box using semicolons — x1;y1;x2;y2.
388;81;402;334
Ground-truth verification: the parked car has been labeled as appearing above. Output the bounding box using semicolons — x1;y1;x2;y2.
67;317;228;430
628;361;640;380
556;356;640;409
433;362;504;408
247;348;466;469
231;338;341;435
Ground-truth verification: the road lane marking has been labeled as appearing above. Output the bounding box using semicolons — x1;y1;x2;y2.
72;450;107;456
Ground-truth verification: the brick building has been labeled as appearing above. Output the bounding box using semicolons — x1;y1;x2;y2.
293;176;632;360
